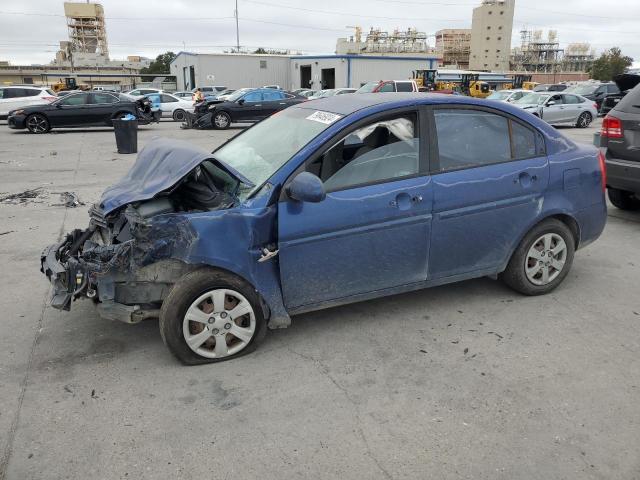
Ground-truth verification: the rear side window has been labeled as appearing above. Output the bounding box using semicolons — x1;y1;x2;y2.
396;82;414;92
434;108;544;171
615;84;640;114
22;89;40;97
92;93;119;104
160;94;178;103
263;90;284;101
564;95;582;104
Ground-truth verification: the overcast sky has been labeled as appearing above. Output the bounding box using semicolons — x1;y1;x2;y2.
1;0;639;67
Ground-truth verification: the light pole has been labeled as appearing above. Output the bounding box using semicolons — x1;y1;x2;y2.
235;0;240;53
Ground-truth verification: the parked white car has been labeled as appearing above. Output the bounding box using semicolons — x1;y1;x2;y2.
123;88;163;98
147;93;195;121
173;91;194;100
0;86;57;119
513;92;598;128
487;89;529;103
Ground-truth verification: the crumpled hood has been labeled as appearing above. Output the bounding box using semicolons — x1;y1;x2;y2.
99;138;212;214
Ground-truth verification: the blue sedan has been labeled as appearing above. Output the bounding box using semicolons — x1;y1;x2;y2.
40;93;607;364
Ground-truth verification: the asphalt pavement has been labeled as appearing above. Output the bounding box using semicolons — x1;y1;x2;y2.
0;118;638;480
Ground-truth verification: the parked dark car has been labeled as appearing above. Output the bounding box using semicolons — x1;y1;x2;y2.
41;93;606;364
7;91;153;133
565;83;620;110
598;74;640;116
194;88;306;129
533;84;567;92
598;80;640;210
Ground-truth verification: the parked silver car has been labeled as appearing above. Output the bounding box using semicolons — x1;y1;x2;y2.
486;89;529;103
513;92;598;128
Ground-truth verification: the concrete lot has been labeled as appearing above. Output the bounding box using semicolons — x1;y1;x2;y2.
0;118;638;480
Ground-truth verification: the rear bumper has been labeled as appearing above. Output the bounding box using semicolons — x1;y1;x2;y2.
575;201;607;250
605;155;640;194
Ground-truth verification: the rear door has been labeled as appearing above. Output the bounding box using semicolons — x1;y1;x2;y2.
87;92;120;124
428;106;549;279
160;94;180;117
278;108;432;309
260;89;286;117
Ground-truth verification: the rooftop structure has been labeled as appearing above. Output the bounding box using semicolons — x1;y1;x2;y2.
435;29;472;69
469;0;515;71
510;29;595;73
336;27;438;58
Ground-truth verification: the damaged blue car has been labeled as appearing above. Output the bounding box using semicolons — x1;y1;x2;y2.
41;93;607;364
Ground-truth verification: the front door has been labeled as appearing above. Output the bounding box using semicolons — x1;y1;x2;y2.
278;110;432;309
428;107;549;279
48;92;89;126
233;90;264;121
541;94;570;123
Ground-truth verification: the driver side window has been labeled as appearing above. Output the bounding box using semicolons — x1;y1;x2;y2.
306;113;420;192
59;94;87;106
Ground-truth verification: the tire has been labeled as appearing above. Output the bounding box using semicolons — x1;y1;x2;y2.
172;109;186;122
25;113;50;134
213;111;231;129
159;268;266;365
608;188;640;211
501;219;575;296
576;111;592;128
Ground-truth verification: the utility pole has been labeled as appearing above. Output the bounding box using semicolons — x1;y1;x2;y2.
235;0;240;53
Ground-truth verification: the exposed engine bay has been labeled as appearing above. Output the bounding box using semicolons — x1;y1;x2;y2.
41;139;249;323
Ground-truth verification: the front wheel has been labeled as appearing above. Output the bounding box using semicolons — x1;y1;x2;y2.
608;188;640;210
159;269;266;364
501;219;575;295
213;111;231;129
26;114;50;134
172;109;186;122
576;111;592;128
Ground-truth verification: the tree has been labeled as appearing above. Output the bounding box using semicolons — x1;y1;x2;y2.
140;51;177;75
590;47;633;81
252;47;289;55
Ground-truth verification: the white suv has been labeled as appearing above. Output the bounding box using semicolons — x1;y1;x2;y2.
0;86;57;119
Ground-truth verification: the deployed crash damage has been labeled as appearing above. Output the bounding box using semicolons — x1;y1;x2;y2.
41;139;259;324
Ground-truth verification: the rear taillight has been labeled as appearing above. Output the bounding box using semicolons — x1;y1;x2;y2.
598;150;607;192
593;103;598;110
601;115;623;138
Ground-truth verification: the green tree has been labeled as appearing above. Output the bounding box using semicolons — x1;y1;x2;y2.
140;51;177;75
590;47;633;81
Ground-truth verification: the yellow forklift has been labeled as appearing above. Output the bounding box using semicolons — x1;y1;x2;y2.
412;69;438;91
510;74;539;91
460;73;491;98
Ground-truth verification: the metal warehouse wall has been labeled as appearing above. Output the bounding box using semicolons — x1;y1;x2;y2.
171;53;291;90
290;58;347;90
348;58;437;88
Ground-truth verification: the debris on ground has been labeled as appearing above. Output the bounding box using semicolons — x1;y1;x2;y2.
0;188;45;205
52;191;84;208
0;230;14;236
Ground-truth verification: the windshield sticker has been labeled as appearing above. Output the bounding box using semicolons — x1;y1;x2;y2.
306;111;342;125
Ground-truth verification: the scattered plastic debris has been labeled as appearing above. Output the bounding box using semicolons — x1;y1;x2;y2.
0;188;45;205
52;191;84;208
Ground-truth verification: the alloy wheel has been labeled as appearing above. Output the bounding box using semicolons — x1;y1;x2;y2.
27;115;48;133
214;113;230;128
524;233;567;286
578;112;592;128
182;288;255;359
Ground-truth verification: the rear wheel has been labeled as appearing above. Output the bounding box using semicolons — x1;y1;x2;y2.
213;111;231;129
25;114;50;134
576;111;592;128
502;219;575;295
608;188;640;210
172;109;186;122
159;269;266;364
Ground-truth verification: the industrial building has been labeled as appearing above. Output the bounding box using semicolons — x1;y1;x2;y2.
469;0;515;71
435;29;472;69
336;27;439;57
510;29;595;73
170;52;439;91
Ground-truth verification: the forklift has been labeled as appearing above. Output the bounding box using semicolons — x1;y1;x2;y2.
510;74;539;90
412;69;438;91
460;73;491;98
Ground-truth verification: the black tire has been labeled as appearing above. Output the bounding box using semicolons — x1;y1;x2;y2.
608;188;640;211
159;268;266;365
172;109;186;122
576;111;592;128
25;113;50;134
501;219;575;296
213;111;231;130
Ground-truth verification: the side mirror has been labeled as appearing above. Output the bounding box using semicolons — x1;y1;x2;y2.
286;172;326;203
546;100;556;106
237;98;245;105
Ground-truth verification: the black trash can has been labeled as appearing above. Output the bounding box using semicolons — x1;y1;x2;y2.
113;119;138;154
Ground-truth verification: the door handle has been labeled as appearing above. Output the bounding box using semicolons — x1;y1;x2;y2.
514;172;537;186
389;192;413;210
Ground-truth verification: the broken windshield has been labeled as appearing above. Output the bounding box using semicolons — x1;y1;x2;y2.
213;107;340;200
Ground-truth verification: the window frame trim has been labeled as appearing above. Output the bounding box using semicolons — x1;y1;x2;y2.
427;104;547;175
279;106;429;201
